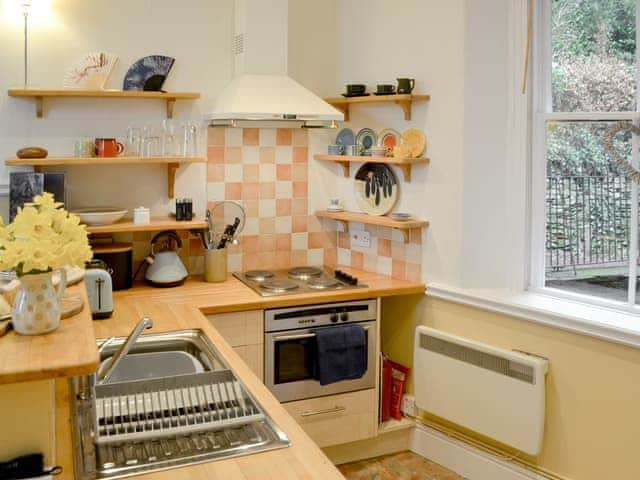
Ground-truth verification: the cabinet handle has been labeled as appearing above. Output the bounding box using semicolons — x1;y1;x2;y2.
299;406;346;417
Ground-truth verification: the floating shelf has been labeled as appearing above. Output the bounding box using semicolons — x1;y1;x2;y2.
7;89;200;118
314;154;430;181
5;156;206;199
315;210;428;243
324;94;430;121
86;217;207;235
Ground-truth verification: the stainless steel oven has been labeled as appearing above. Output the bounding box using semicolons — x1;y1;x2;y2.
264;299;377;403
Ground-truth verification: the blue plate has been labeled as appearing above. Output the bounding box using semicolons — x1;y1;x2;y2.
355;128;377;156
336;128;355;147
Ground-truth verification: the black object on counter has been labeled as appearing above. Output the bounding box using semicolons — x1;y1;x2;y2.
335;269;359;285
175;198;193;221
92;243;133;291
217;217;240;249
0;453;62;479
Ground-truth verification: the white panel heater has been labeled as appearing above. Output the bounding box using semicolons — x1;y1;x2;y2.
414;326;549;455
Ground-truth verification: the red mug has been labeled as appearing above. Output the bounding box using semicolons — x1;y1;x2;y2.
95;138;124;157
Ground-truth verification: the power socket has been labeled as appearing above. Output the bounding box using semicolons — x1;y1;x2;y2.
350;230;371;248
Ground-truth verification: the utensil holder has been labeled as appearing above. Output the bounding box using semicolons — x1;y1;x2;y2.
204;248;227;283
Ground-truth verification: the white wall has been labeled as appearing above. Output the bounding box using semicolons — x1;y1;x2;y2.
0;0;234;219
309;0;466;285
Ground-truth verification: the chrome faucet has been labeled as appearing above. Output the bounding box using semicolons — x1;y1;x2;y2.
96;317;153;385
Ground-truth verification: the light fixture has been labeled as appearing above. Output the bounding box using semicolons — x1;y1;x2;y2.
20;0;32;86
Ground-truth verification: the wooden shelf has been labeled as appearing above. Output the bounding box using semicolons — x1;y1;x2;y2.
86;217;207;234
315;210;428;243
5;156;206;199
7;89;200;118
378;417;416;434
314;154;430;181
324;94;430;121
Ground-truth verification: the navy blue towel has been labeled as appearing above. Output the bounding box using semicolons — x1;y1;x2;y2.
315;324;368;385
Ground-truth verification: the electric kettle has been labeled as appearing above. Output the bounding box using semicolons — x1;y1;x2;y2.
145;230;188;287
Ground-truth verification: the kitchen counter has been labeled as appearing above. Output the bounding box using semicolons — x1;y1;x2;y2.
50;267;424;479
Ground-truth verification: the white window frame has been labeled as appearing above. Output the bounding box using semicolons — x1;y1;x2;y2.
529;0;640;313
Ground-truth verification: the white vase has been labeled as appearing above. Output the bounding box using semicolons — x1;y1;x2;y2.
12;270;66;335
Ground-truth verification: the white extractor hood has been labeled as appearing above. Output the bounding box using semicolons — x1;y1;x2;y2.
204;0;343;127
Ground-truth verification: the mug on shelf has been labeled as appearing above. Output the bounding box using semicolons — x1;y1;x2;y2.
327;144;344;155
396;78;415;94
95;138;124;157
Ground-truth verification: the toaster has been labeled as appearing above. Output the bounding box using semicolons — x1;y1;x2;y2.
84;260;113;319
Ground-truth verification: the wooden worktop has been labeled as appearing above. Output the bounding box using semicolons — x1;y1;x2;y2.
44;267;423;479
0;284;99;385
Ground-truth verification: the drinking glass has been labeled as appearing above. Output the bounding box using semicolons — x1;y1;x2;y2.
126;125;141;156
141;124;161;157
182;121;198;157
162;119;178;156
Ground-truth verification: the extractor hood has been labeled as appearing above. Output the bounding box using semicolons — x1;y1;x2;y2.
204;0;343;127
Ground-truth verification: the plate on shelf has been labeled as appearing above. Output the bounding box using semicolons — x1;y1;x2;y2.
123;55;175;91
390;212;413;221
63;52;118;90
72;207;127;226
356;128;377;156
378;128;401;152
335;128;355;147
401;128;426;158
326;206;344;212
354;163;398;216
341;93;370;98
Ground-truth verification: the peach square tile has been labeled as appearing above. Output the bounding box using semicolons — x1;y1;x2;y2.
258;234;276;251
225;164;243;182
276;128;293;145
293;146;308;163
365;224;378;236
307;215;323;233
225;183;242;200
392;260;407;280
275;181;293;199
243;164;259;182
227;242;242;255
307;248;324;265
364;253;377;272
276;233;292;250
411;228;422;244
276;199;292;216
276;164;292;181
242;254;260;271
243;200;259;217
292;164;308;182
207;128;225;146
241;235;259;254
292;129;308;146
259;217;276;234
391;241;406;260
308;232;332;249
291;249;308;265
259;146;276;163
292;215;307;233
241;182;260;200
207;164;225;182
208;146;224;164
291;198;308;216
259;163;276;182
241;146;259;164
338;232;350;249
292;181;307;198
242;128;259;146
351;251;364;270
406;263;422;282
275;146;293;163
378;238;392;257
377;226;393;240
275;250;291;269
257;252;277;270
224;146;242;164
324;247;337;267
260;182;276;199
291;232;308;250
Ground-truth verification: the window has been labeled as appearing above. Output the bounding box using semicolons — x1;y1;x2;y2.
532;0;640;308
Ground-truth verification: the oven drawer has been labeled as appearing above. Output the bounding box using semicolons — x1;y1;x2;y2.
282;389;377;447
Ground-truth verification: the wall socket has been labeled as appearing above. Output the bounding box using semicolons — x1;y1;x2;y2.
350;230;371;248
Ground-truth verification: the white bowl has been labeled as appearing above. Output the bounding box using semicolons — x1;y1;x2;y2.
72;207;127;226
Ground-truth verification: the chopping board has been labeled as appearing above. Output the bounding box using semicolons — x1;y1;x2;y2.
61;294;84;319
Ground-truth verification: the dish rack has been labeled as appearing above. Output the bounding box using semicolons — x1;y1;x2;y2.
93;370;265;444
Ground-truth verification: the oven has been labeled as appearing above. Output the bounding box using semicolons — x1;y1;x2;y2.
264;299;377;403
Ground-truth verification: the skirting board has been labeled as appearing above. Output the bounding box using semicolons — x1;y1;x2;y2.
323;428;411;465
409;424;550;480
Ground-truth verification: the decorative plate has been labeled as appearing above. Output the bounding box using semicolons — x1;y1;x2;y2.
377;128;401;152
356;128;377;156
401;128;426;158
63;52;118;90
335;128;355;147
354;163;398;216
123;55;175;91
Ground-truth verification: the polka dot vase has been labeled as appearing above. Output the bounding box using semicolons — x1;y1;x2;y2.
12;270;66;335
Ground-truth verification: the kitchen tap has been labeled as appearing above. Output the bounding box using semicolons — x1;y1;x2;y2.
96;317;153;385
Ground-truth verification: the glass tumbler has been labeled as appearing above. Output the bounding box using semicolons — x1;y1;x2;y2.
182;122;198;157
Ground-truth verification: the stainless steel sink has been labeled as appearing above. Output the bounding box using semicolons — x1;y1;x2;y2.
70;329;289;479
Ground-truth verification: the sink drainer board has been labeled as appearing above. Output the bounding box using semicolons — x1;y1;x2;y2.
94;370;265;444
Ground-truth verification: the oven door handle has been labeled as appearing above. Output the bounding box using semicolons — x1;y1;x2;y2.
273;325;372;342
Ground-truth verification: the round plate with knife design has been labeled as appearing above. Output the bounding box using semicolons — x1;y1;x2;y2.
354;163;398;216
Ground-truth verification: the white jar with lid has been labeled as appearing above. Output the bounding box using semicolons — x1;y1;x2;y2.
133;206;150;225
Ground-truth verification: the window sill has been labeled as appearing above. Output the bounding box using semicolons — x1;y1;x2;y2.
426;283;640;349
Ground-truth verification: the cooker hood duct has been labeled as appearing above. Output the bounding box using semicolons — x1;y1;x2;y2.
205;0;343;127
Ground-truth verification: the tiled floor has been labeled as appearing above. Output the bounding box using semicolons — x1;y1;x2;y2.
338;451;466;480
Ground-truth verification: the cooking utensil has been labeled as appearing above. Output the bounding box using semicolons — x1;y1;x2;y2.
209;201;246;247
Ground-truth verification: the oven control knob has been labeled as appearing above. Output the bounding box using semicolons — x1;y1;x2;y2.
341;313;349;322
330;314;339;323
